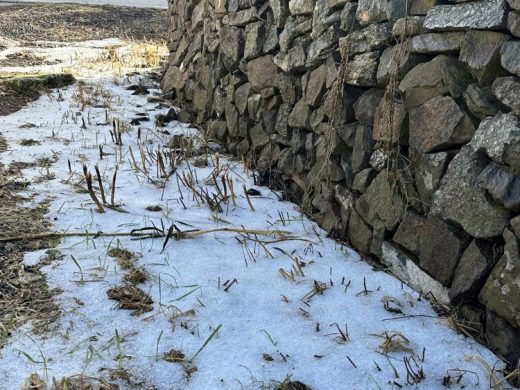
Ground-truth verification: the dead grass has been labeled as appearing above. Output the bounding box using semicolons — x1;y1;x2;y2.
107;247;136;270
0;4;167;43
0;51;60;67
106;285;153;316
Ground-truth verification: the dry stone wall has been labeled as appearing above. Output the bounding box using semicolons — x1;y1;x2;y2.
164;0;520;364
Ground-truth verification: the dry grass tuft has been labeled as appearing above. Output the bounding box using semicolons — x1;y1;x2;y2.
106;285;153;316
123;267;149;285
107;247;136;270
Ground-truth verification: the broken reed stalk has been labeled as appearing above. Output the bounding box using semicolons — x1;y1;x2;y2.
94;165;106;204
111;165;118;206
243;184;255;211
0;227;291;243
82;164;105;213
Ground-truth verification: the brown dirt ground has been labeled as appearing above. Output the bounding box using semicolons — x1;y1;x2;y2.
0;3;167;42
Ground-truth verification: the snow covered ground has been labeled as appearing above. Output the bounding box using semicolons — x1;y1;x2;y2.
0;43;509;390
0;0;166;8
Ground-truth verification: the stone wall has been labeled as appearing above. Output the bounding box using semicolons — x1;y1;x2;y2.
163;0;520;364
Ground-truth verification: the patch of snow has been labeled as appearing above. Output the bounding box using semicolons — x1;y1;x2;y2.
0;71;506;389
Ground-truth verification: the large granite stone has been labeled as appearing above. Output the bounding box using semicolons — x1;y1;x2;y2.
393;211;425;256
409;95;475;153
344;52;380;86
424;0;508;31
485;310;520;364
356;0;387;25
508;11;520;37
462;83;500;120
459;30;509;84
355;170;406;231
353;88;385;125
399;55;471;108
470;112;520;173
246;55;280;92
501;41;520;77
419;215;470;286
480;229;520;329
411;150;452;210
479;162;520;212
432;145;510;238
492;76;520;116
450;240;497;301
410;32;464;53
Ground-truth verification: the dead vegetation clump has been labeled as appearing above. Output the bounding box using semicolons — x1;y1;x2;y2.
107;247;136;270
0;51;60;67
0;4;167;43
21;373;119;390
0;169;60;346
106;285;153;316
123;267;149;284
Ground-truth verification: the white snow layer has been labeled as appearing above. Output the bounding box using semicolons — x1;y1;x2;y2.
0;75;506;389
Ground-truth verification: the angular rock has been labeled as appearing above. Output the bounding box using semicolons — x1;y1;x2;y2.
274;43;307;72
356;170;406;231
352;168;376;193
424;0;508;31
223;7;258;26
411;150;452;210
409;95;475;153
381;242;450;304
419;216;470;287
234;83;251;114
492;76;520;116
289;0;316;15
340;2;358;31
501;41;520;77
512;215;520;239
353;88;384;125
399;55;471;108
249;123;270;149
411;0;439;15
356;0;387;25
377;42;427;86
225;101;239;137
270;0;290;27
509;0;520;10
459;30;509;84
305;64;327;107
470;112;520;173
450;240;497;301
244;22;266;60
462;83;499;120
348;208;373;253
479;162;520;212
410;32;464;53
279;16;298;51
274;104;292;137
393;211;425;256
246;55;280;92
432;145;510;238
219;26;244;64
288;98;311;128
485;310;520;364
352;125;374;173
480;229;520;329
263;23;280;53
306;26;340;67
392;16;426;37
344;52;379;87
344;22;392;55
508;11;520;37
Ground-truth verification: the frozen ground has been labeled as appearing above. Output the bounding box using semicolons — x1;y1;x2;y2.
0;42;510;390
0;0;166;8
